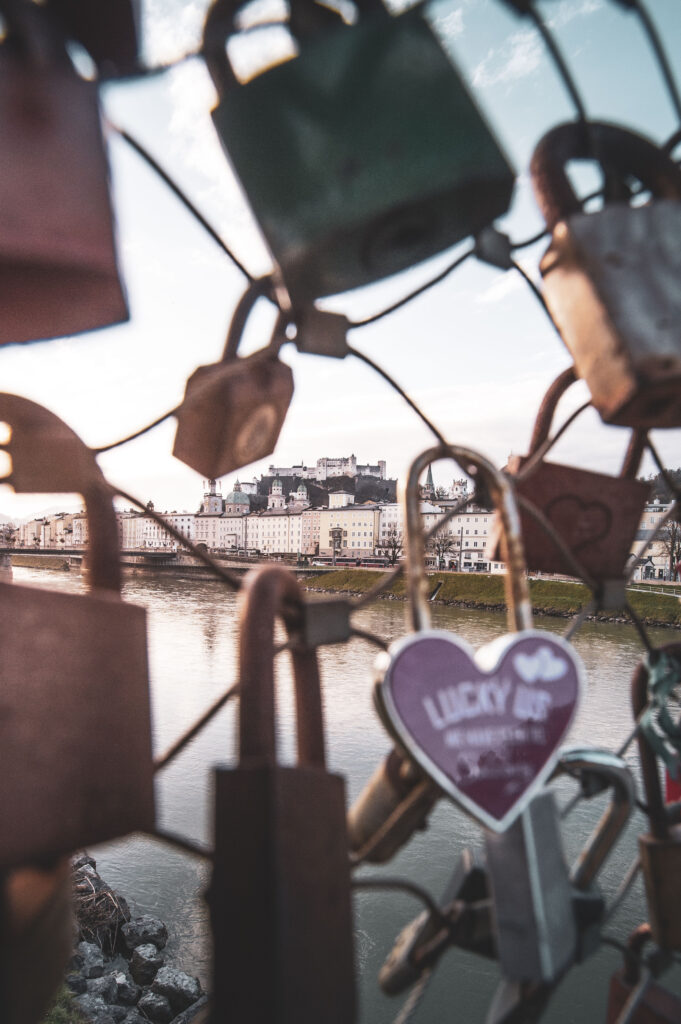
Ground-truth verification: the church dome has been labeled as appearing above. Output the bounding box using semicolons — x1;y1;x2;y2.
225;490;250;505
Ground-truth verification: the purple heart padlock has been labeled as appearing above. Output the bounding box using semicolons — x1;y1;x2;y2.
377;630;583;833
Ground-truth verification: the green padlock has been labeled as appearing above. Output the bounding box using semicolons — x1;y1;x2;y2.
205;1;515;302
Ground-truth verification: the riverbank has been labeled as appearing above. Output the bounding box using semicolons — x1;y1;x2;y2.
42;856;206;1024
304;569;681;628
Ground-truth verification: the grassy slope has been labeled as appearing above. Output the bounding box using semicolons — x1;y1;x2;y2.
306;570;681;626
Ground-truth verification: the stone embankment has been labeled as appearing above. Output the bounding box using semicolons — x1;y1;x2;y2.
67;855;207;1024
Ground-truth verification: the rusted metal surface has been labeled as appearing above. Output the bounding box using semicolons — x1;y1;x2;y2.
490;369;651;584
0;394;154;870
531;121;681;428
0;5;127;344
173;306;293;479
1;862;73;1024
209;566;356;1024
606;924;681;1024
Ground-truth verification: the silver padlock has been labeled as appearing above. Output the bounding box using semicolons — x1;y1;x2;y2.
485;790;577;984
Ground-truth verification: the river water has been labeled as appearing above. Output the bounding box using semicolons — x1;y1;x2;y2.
14;567;681;1022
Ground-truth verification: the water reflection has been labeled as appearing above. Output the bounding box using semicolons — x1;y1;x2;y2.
13;567;681;1022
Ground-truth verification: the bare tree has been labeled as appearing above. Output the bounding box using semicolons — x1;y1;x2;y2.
378;528;403;566
428;528;456;569
659;520;681;580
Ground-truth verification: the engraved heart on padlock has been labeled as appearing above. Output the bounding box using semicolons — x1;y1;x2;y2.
545;496;612;552
378;630;583;832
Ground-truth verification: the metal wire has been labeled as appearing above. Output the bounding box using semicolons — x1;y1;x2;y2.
110;123;253;281
526;3;588;123
155;683;240;772
563;600;597;641
94;405;181;454
347;345;448;446
152;828;213;860
351;491;478;611
347;248;474;329
510;257;564;338
513;400;592;483
605;858;641;924
630;0;681;127
352;877;445;926
114;486;243;591
624;601;655;655
350;627;390;651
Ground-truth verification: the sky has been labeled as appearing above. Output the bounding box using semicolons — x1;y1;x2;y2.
1;0;680;519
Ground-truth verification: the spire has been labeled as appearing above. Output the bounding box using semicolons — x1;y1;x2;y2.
424;465;434;495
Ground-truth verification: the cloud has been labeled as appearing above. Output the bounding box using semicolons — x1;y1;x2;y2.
430;7;465;40
473;29;543;88
547;0;603;30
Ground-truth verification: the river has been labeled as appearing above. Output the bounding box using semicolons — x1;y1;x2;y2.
13;567;681;1022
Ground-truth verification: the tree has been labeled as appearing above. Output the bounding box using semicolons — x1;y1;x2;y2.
428;528;456;569
378;528;403;566
659;520;681;580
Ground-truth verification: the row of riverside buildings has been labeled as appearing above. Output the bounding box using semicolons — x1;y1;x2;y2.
11;469;678;581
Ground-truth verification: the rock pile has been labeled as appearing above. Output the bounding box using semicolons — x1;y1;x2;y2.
67;855;206;1024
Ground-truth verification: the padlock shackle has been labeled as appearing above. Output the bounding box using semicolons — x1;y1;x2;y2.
203;0;353;96
528;366;577;453
631;646;681;841
238;566;326;767
221;277;275;363
531;121;681;233
404;445;532;634
555;748;635;889
0;393;121;593
528;367;647;481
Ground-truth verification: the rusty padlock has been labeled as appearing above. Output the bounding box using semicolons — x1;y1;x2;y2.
208;566;355;1024
488;366;651;586
173;281;294;479
606;924;681;1024
0;393;155;869
0;1;128;344
204;0;514;303
633;645;681;952
531;121;681;428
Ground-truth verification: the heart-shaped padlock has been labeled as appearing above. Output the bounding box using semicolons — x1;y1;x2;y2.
377;443;584;833
377;628;582;833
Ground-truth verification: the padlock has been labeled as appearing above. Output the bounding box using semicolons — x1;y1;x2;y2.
530;121;681;428
173;283;294;479
606;924;681;1024
0;2;128;344
632;645;681;951
208;566;355;1024
1;862;74;1024
0;393;155;868
485;790;577;983
486;748;635;1021
488;366;651;587
379;846;493;995
203;0;515;303
349;444;581;862
372;445;584;985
